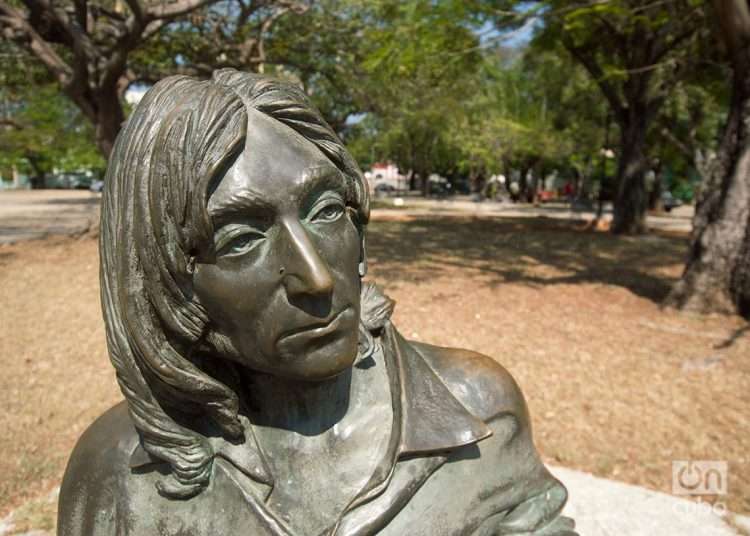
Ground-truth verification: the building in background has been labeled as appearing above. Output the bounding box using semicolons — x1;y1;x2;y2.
364;162;408;192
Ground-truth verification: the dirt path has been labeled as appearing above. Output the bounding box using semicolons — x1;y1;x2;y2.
0;191;100;244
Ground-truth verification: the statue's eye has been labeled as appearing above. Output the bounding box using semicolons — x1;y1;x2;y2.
310;201;344;223
216;229;265;257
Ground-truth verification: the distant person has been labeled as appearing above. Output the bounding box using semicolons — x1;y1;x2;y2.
563;182;574;203
509;181;520;203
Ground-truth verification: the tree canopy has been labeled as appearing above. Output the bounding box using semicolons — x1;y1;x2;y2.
1;0;746;316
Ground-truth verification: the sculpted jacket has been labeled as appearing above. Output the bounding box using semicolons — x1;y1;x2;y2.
58;322;577;536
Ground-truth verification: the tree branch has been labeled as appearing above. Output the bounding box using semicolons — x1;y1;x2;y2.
22;0;98;57
73;0;87;31
659;124;694;162
147;0;222;21
0;118;23;129
124;0;146;25
562;35;627;124
0;1;73;84
713;0;750;53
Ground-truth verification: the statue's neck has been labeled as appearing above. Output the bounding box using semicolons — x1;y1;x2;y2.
241;365;355;435
240;345;393;535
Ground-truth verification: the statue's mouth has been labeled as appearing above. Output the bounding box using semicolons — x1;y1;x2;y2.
276;306;353;343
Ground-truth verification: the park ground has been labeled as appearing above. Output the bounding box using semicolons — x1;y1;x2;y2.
0;202;748;533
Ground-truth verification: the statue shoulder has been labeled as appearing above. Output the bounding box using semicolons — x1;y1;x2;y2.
58;401;138;535
409;341;529;425
409;341;577;535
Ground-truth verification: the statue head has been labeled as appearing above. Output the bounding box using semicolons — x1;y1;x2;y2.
100;70;371;498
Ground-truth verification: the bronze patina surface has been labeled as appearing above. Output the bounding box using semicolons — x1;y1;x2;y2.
58;70;577;536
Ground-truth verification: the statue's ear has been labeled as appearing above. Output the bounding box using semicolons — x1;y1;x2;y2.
358;233;367;277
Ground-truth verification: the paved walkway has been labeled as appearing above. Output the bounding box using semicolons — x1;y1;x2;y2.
372;195;695;234
0;190;100;244
551;466;750;536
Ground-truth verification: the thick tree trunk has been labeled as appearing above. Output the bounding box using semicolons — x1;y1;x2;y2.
422;174;430;196
408;171;417;191
66;85;125;159
612;117;650;234
27;156;46;189
666;49;750;317
94;89;125;158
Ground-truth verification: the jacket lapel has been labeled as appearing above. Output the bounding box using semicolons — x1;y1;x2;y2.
331;323;492;536
388;324;492;454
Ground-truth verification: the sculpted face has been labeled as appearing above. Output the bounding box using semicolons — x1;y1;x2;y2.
193;109;362;381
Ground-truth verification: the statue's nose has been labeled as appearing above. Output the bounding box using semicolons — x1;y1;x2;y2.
280;218;334;299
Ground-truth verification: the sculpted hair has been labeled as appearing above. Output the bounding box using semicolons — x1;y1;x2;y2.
100;70;369;498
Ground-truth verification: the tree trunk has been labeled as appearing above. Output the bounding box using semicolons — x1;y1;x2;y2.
421;170;431;196
26;156;46;189
518;165;529;201
579;155;594;205
94;90;125;158
666;47;750;317
529;163;542;204
66;85;125;159
649;175;663;212
612;116;650;234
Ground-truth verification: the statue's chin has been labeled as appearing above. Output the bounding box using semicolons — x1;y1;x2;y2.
274;336;359;381
271;309;360;381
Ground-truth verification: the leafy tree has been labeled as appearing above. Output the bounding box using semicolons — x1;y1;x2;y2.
651;77;727;207
445;45;606;199
486;0;711;233
0;0;311;157
0;84;105;187
0;42;103;186
263;0;369;134
666;0;750;318
290;0;484;192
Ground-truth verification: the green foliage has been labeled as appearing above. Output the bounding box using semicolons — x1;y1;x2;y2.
0;0;725;197
0;83;105;180
271;0;484;183
451;45;607;179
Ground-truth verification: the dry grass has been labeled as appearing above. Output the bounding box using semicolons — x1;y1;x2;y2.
1;214;748;532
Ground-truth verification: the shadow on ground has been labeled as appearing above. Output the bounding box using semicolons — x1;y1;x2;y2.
40;196;100;206
0;251;14;264
715;324;750;349
367;216;689;303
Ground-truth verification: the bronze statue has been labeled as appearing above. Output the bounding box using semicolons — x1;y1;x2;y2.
58;70;577;536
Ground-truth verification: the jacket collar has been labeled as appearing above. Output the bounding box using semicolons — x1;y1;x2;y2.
384;322;492;455
129;322;491;483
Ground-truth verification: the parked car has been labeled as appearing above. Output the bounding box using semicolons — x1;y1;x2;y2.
428;181;452;197
661;191;683;212
374;183;396;193
450;179;471;195
90;180;104;193
49;172;92;189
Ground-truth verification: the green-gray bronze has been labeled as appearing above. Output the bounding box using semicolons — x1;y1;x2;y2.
58;70;577;536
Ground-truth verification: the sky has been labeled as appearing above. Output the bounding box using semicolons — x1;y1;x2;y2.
477;14;539;49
